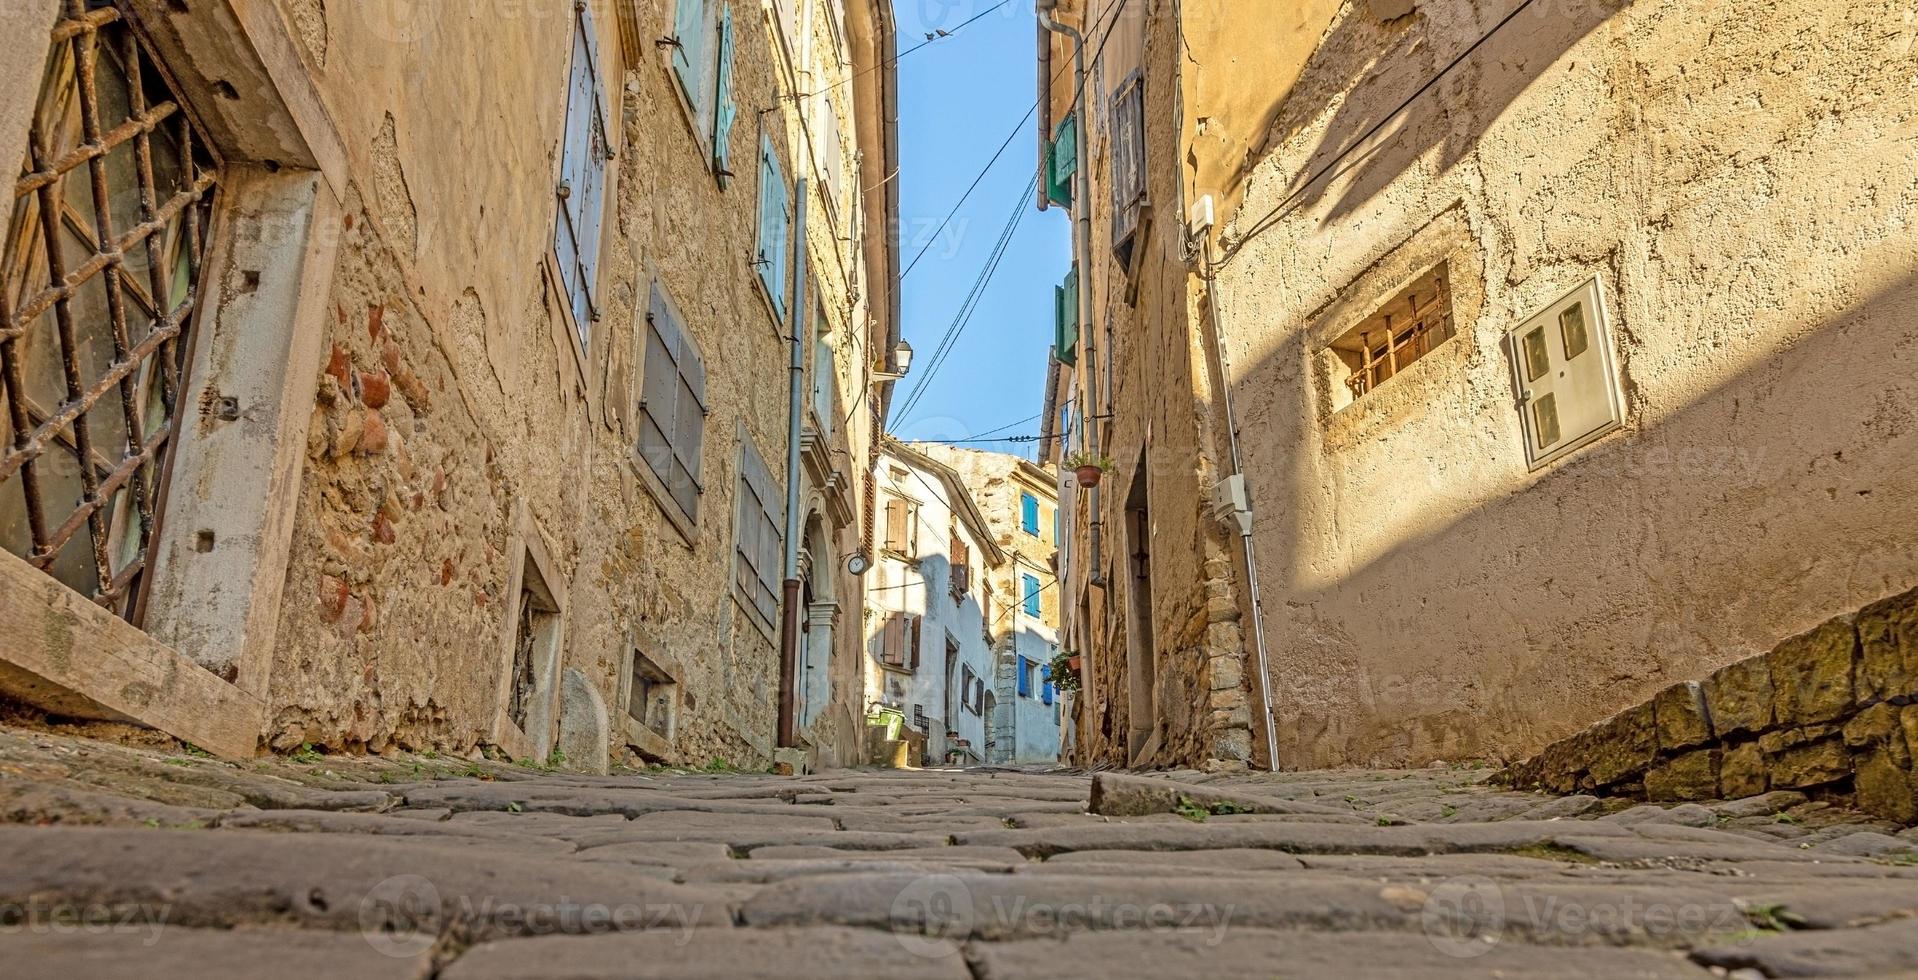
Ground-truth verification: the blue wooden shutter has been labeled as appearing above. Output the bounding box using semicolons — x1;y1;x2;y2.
558;3;609;346
1022;574;1041;617
1021;493;1039;534
1017;658;1031;697
712;5;737;184
672;0;707;112
757;140;789;319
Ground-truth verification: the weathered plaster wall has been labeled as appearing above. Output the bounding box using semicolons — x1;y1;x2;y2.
257;0;883;767
1212;0;1918;767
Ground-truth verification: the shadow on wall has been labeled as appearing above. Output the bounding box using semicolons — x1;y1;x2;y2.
1259;0;1626;228
1249;267;1918;769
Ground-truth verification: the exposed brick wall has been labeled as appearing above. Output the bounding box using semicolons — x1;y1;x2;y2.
1503;586;1918;823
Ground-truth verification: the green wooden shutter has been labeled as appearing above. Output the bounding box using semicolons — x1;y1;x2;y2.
1054;266;1079;365
712;5;737;184
1047;112;1077;208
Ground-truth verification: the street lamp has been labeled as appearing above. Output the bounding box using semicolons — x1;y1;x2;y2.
873;340;914;382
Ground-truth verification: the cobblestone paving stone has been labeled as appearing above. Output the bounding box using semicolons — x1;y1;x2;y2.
4;728;1918;978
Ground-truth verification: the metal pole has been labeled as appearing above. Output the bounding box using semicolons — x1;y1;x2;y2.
778;178;810;750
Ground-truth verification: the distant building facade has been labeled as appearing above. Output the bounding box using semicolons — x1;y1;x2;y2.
921;445;1064;764
864;438;1004;765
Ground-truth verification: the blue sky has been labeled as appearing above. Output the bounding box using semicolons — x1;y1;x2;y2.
886;0;1069;458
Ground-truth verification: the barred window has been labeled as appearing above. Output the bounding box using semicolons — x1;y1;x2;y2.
1;2;219;619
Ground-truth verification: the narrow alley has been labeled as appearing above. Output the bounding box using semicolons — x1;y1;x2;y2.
6;727;1918;978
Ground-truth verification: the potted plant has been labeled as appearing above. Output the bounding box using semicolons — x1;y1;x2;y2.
1063;451;1114;489
1046;650;1082;694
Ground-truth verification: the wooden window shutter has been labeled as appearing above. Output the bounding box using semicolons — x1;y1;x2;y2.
1047;111;1077;208
882;612;904;666
712;4;737;184
672;0;708;113
885;498;908;553
557;3;610;343
1110;73;1147;261
1055;267;1079;365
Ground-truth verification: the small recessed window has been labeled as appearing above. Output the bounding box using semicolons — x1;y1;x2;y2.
1505;276;1623;469
1325;263;1456;409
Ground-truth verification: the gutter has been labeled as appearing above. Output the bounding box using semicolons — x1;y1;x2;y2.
779;177;812;750
875;1;903;426
1036;20;1054;213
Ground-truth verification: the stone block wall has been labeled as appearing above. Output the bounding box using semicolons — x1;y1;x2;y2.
1503;586;1918;823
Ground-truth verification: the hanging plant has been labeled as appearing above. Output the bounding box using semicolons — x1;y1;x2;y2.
1047;650;1083;693
1062;451;1115;489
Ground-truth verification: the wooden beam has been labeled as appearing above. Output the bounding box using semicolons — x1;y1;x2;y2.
0;550;263;757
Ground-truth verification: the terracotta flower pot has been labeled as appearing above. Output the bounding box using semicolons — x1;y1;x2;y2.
1067;655;1082;671
1075;465;1103;488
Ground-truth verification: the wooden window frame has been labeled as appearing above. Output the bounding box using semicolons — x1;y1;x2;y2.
634;279;707;542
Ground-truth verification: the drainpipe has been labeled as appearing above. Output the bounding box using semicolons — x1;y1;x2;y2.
1035;20;1054;214
779;178;812;750
1038;1;1099;652
1199;236;1281;772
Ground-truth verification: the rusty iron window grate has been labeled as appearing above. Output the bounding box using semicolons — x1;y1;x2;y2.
1;0;220;620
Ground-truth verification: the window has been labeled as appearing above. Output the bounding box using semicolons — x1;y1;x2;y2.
960;664;978;714
756;135;791;321
811;330;836;431
879;611;921;671
1021;492;1040;536
816;95;849;222
883;495;917;558
1017;657;1032;697
626;648;679;742
1324;263;1455;410
1022;573;1042;618
1506;275;1622;469
669;0;737;181
733;435;784;630
556;3;612;348
948;530;970;598
1110;72;1147;266
1;5;219;618
637;282;707;524
1054;266;1079;366
1046;111;1077;208
505;540;563;736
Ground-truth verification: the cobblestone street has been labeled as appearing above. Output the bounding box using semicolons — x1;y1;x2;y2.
4;729;1918;978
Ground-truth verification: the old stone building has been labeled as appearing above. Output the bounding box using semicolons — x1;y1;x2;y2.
863;438;1003;766
1040;0;1918;773
0;0;901;772
920;444;1065;764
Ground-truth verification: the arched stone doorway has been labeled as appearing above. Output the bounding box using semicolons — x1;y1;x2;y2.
797;511;836;733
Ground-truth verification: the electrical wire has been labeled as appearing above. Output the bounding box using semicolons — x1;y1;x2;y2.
1214;0;1541;270
891;0;1138;427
